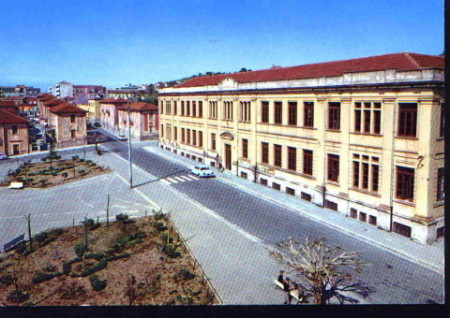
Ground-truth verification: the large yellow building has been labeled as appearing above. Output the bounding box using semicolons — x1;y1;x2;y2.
158;52;444;244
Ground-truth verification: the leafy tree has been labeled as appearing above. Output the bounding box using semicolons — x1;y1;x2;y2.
270;237;373;304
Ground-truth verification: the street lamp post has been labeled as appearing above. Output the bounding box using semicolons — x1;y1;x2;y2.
127;103;133;188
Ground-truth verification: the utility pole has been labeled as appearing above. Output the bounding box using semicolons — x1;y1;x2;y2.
24;214;32;251
106;194;110;227
127;102;133;188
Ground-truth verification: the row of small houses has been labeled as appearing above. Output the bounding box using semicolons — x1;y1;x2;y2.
0;94;158;157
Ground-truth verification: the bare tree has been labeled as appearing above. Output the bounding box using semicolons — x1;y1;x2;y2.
270;237;373;304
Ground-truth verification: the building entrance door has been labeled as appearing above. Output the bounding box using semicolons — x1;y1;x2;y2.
13;144;19;155
225;144;232;170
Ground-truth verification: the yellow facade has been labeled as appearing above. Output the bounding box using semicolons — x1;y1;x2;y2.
158;57;444;244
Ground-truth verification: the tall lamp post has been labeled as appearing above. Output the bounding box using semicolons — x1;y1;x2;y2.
127;102;133;188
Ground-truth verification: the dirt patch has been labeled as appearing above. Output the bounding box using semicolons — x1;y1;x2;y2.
0;213;218;306
0;155;110;188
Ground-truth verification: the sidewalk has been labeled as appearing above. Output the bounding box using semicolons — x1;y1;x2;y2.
142;142;445;275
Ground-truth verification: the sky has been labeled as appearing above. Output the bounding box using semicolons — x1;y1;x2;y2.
0;0;444;91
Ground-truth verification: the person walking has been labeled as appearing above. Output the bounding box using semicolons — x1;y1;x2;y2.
282;277;293;304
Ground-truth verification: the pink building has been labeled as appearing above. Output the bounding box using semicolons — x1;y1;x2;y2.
0;109;29;156
99;98;130;131
117;102;158;140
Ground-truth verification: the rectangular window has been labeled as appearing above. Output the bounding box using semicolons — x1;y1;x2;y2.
260;178;268;186
362;163;369;189
359;212;367;222
288;147;296;171
272;183;281;191
369;215;377;226
393;222;411;238
286;187;295;195
261;101;269;123
186;101;190;117
12;125;18;134
374;103;381;134
354;102;362;132
240;101;251;122
173;101;177;115
398;103;417;137
437;167;444;201
304;102;314;127
353;161;360;187
242;139;248;159
71;130;76;139
211;133;216;150
181;101;185;116
301;192;312;202
363;109;371;133
303;150;313;175
198;131;203;147
181;128;185;143
160;100;163;114
274;144;282;167
372;164;379;192
325;200;338;211
186;129;191;144
70;115;76;123
192;101;197;117
224;101;233;120
261;142;269;164
209;101;217;119
396;166;415;202
174;127;178;141
328;102;341;130
274;102;282;124
327;154;339;182
288;102;297;125
350;208;357;218
161;124;164;137
198;101;203;117
192;130;196;145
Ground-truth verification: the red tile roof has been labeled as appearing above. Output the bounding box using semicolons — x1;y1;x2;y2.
118;102;158;112
99;98;130;104
44;98;66;107
0;109;28;124
50;103;87;114
0;101;17;107
38;94;55;102
176;52;444;88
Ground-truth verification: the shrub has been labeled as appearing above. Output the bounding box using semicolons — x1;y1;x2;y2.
81;259;107;277
0;275;14;286
74;243;87;257
116;213;129;222
78;169;86;174
160;233;174;244
72;155;79;161
50;228;63;236
79;159;85;162
32;272;62;284
34;232;48;243
82;218;95;228
161;244;181;258
154;222;168;232
177;268;196;280
132;231;147;240
122;218;135;225
43;265;57;272
105;253;130;262
153;210;166;221
89;275;107;291
61;172;68;178
84;253;106;261
7;290;30;303
176;295;193;305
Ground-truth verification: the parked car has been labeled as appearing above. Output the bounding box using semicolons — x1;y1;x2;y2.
190;164;215;178
0;153;8;160
117;135;128;141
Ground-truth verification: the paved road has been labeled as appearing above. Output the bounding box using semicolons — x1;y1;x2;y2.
97;138;443;304
0;136;443;304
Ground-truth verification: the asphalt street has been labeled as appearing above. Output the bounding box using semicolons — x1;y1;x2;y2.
98;138;444;304
0;135;444;304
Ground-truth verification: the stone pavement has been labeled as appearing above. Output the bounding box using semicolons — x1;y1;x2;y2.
142;142;445;276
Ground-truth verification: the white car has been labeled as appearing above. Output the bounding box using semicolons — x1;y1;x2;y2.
117;135;128;141
190;164;215;178
0;153;8;160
